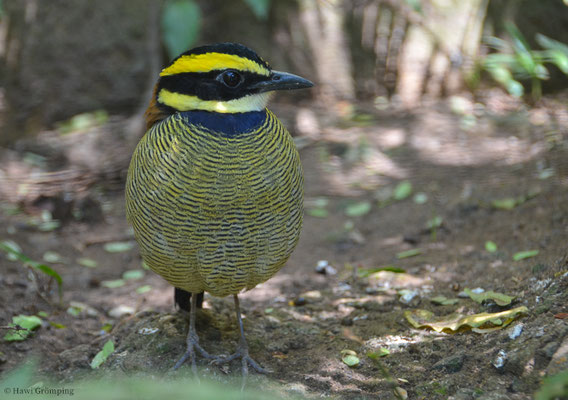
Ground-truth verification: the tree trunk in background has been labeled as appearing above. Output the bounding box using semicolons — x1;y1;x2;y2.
299;0;355;105
0;0;156;141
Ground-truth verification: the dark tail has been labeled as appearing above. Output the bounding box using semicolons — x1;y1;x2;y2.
174;288;204;311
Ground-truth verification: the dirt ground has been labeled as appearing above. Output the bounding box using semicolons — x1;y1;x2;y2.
1;94;568;399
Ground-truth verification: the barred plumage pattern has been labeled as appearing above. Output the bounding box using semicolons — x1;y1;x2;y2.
125;109;303;297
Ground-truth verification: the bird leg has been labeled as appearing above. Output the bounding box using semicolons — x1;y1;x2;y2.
215;294;270;388
173;292;217;377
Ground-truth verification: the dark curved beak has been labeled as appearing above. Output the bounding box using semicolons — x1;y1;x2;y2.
251;70;314;93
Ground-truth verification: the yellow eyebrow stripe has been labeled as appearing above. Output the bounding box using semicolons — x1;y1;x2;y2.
160;53;270;76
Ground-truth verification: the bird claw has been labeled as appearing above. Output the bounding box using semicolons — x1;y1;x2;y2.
213;345;271;374
172;319;217;376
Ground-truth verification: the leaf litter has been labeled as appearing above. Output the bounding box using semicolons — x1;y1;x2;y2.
404;306;529;333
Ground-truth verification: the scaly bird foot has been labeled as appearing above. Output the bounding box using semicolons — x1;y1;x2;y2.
172;293;222;380
215;342;271;375
214;340;271;390
173;330;221;373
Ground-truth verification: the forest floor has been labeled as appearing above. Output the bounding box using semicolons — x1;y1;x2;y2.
1;93;567;399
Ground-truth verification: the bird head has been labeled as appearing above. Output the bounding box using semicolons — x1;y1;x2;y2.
151;42;313;119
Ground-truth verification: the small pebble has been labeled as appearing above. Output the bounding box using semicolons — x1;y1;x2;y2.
315;260;337;275
138;327;159;335
508;324;523;340
398;289;419;304
333;283;352;294
315;260;328;272
302;290;322;300
273;296;287;303
108;305;135;319
492;349;507;370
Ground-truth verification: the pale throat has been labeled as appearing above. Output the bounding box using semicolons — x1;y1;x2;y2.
158;90;273;113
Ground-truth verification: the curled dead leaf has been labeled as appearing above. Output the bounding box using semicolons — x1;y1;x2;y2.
404;306;529;333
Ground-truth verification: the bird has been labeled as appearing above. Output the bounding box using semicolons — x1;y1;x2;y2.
125;42;313;382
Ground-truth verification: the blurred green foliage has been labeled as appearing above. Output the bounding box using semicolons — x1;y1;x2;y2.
243;0;271;20
482;22;568;101
161;0;202;60
534;369;568;400
0;241;63;301
0;361;289;400
161;0;272;59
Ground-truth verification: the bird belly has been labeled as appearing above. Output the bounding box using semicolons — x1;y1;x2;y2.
126;111;303;297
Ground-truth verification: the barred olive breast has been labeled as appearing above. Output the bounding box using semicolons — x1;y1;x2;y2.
125;109;303;297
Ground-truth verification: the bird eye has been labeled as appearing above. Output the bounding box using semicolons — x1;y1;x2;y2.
221;70;242;87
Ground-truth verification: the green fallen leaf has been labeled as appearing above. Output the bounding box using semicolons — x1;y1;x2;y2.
38;220;61;232
404;306;528;333
305;197;329;208
358;266;406;278
56;110;109;134
48;321;67;329
345;201;372;217
413;192;428;204
340;349;360;367
393;181;413;200
307;208;329;218
43;251;63;263
4;315;42;341
513;250;539;261
1;240;22;261
37;311;49;318
78;258;98;268
464;288;514;306
67;306;81;317
90;340;115;369
136;285;152;294
485;241;498;253
101;279;126;288
491;197;518;210
367;348;389;359
396;249;422;259
104;242;134;253
426;216;443;229
430;295;459;306
122;270;145;280
66;302;98;318
491;192;539;210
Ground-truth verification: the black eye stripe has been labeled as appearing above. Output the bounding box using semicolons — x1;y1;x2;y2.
158;71;268;102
